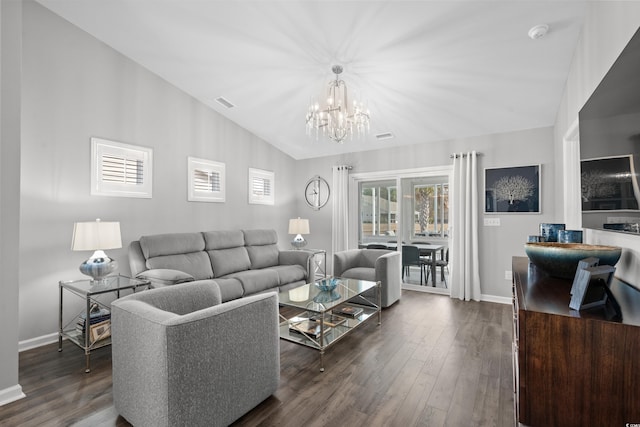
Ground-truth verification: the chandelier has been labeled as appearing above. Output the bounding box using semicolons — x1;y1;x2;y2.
305;65;370;143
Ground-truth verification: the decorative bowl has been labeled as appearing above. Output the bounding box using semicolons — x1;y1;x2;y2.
313;289;341;303
524;242;622;279
316;278;340;291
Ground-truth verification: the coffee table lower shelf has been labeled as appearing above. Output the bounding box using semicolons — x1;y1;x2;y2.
279;303;380;372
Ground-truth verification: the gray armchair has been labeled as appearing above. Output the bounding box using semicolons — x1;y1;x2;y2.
333;249;402;308
110;281;279;427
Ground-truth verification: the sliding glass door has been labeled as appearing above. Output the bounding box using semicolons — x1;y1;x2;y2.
359;180;398;245
352;167;451;293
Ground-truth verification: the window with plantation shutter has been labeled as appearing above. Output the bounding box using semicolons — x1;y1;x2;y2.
91;138;153;198
248;168;275;205
188;157;225;202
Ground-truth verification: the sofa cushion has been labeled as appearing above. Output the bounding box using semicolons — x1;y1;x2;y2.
208;247;252;277
341;267;376;282
243;229;277;246
247;245;279;269
136;269;195;286
211;278;244;302
139;233;205;258
268;265;307;285
203;230;245;250
227;269;279;295
146;252;214;280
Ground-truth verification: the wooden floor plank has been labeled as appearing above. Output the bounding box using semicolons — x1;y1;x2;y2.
0;291;514;427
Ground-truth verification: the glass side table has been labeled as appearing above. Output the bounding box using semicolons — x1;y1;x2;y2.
304;249;327;280
58;274;150;372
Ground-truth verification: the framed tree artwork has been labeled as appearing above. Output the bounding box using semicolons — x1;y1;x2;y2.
485;164;541;213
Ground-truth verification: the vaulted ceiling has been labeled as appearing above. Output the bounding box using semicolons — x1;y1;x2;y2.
37;0;588;159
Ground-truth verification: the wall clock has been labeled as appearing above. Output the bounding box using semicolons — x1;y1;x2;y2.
305;175;330;210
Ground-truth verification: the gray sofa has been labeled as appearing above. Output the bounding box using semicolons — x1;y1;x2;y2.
111;281;279;427
333;249;402;308
129;229;312;302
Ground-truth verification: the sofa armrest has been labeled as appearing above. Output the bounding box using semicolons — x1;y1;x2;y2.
112;291;280;427
279;250;313;280
128;240;147;278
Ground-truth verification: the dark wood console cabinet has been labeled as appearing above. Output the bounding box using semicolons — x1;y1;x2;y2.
512;256;640;427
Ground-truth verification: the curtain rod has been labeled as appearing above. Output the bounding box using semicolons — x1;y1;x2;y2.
334;165;353;170
449;152;483;159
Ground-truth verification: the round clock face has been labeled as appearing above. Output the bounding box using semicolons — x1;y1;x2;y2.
305;175;330;210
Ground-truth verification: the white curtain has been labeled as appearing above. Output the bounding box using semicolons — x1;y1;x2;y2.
450;151;481;301
332;165;350;255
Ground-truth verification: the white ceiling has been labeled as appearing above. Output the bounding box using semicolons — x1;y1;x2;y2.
36;0;588;160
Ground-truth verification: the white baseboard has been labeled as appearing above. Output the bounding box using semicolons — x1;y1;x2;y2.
0;384;26;407
402;284;511;305
19;332;58;352
402;283;449;295
481;294;512;305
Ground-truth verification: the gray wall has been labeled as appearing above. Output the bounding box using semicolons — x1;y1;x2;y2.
0;0;24;404
18;1;299;346
296;126;558;300
554;1;640;285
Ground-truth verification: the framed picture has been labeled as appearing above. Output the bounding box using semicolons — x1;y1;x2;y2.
485;164;540;213
569;265;616;311
89;319;111;343
581;155;640;212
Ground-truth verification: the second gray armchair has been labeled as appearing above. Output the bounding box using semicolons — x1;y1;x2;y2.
333;249;402;308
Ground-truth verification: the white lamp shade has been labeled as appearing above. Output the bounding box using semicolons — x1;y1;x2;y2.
71;220;122;251
288;218;310;235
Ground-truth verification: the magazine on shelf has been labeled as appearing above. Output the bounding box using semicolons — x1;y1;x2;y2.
333;305;364;318
309;313;347;328
289;319;331;339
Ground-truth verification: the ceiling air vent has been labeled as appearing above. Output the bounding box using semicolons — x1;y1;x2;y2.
375;132;394;140
215;96;235;109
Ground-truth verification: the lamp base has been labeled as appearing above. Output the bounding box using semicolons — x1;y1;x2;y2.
79;250;118;283
291;234;307;250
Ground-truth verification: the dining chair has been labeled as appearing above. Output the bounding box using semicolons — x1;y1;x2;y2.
401;245;426;285
412;241;434;261
426;248;449;287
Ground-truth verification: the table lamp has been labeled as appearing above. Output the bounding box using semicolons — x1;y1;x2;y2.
71;218;122;282
288;217;310;249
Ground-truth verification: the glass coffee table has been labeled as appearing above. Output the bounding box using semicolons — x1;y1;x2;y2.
278;277;381;372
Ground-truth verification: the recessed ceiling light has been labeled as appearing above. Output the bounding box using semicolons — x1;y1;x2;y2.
528;24;549;40
375;132;394;140
214;96;235;109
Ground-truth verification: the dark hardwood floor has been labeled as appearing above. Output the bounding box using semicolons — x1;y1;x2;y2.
0;291;515;427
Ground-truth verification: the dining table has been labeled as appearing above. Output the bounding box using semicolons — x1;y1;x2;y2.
362;242;445;286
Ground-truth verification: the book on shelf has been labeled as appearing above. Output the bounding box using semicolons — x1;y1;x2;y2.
333;305;364;318
77;307;111;333
289;319;331;339
309;313;347;328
